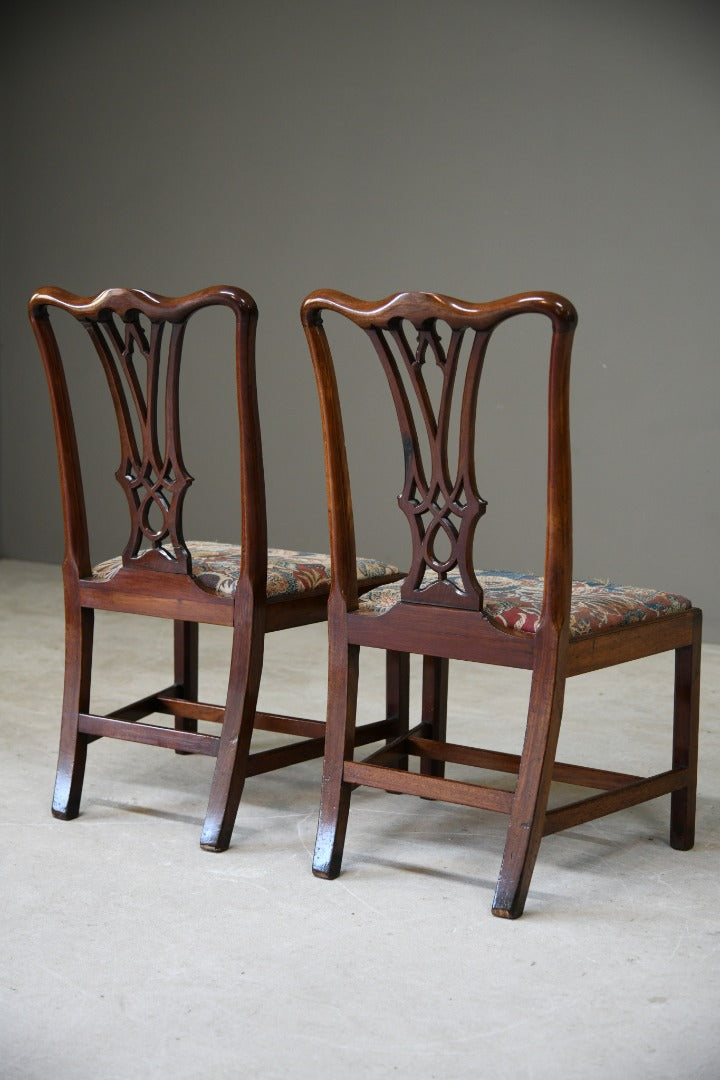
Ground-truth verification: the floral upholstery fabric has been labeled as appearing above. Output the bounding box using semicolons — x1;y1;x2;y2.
356;570;692;639
91;542;399;599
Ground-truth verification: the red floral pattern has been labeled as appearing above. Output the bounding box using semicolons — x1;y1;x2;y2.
356;570;692;638
91;542;399;599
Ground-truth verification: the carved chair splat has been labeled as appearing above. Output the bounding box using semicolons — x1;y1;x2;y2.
301;288;701;918
29;285;402;851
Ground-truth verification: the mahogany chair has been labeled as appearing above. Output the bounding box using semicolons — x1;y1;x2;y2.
29;285;402;851
301;288;701;918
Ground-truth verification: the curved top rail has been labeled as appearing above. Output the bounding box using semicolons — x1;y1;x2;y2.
29;284;257;323
301;289;577;333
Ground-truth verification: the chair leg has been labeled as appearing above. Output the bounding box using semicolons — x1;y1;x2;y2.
670;610;701;850
420;655;449;778
386;650;410;769
174;621;199;754
52;604;94;820
492;642;567;919
312;637;360;879
200;611;264;852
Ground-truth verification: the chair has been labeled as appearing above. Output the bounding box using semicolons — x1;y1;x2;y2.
29;285;402;851
301;288;701;918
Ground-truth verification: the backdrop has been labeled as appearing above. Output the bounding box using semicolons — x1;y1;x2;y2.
2;0;719;638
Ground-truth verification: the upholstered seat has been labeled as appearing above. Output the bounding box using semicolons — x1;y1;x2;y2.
358;571;691;638
92;543;398;600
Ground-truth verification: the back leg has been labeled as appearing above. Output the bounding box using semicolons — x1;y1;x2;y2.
492;643;566;919
174;621;199;754
200;609;264;852
52;604;94;820
670;610;701;850
386;650;410;769
313;636;360;879
420;655;449;778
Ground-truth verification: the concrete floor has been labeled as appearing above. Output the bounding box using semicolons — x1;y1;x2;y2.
1;559;718;1079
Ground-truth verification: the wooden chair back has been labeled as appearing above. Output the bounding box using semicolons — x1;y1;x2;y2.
29;286;264;589
302;290;577;634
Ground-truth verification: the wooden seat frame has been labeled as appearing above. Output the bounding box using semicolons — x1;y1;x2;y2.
29;285;401;851
301;288;701;918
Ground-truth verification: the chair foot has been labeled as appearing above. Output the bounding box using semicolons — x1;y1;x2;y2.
312;866;338;880
312;842;345;879
200;791;243;853
670;787;695;851
491;884;528;920
492;840;543;921
312;790;351;878
491;904;522;920
199;803;242;852
492;845;537;918
199;835;229;853
51;751;87;821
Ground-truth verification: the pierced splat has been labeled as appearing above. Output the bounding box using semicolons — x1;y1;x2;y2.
86;310;193;573
367;319;490;610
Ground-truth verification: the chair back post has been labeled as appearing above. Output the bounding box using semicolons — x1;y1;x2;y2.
29;294;92;582
542;304;576;638
232;293;267;603
301;301;359;612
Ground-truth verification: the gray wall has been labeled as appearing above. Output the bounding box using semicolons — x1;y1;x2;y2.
2;0;719;638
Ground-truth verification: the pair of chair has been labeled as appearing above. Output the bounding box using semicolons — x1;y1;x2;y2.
29;284;701;918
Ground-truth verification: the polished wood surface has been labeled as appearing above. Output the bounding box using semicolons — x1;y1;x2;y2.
29;284;400;852
302;287;701;918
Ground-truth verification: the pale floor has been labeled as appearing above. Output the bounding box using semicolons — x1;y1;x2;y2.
1;559;718;1080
